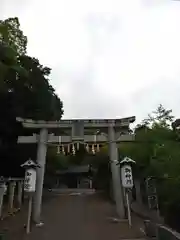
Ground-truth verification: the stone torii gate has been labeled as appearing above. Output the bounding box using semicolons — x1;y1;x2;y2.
17;116;135;223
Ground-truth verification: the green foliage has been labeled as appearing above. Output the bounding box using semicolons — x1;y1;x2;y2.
0;17;63;121
0;17;27;55
120;104;180;229
68;144;87;165
0;17;63;177
14;55;63;120
83;145;110;192
142;104;174;128
46;147;69;174
84;145;109;167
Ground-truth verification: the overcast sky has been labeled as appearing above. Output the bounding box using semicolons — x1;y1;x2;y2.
1;0;180;124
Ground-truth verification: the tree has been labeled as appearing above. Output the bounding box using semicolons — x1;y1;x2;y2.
46;147;69;175
142;104;174;128
0;17;63;177
14;55;63;120
120;104;180;230
0;17;63;121
0;17;27;55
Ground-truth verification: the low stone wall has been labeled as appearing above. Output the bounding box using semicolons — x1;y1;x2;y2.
131;202;164;224
144;220;180;240
157;225;180;240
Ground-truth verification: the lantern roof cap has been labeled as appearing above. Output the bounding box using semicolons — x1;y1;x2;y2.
120;157;136;165
21;159;40;168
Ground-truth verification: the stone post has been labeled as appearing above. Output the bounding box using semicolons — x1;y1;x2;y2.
33;128;48;223
8;181;16;214
134;179;142;205
0;182;6;218
108;123;125;219
17;181;23;209
89;179;92;189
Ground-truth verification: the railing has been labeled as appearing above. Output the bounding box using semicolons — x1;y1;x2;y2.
0;177;24;219
144;220;180;240
157;225;180;240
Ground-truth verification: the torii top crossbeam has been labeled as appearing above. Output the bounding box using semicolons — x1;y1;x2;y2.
17;116;135;144
16;116;135;129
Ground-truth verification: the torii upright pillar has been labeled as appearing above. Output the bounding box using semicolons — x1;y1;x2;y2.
108;124;125;219
33;128;48;223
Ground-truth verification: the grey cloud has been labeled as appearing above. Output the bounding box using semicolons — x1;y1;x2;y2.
85;13;122;56
0;0;27;18
86;13;121;33
2;0;180;124
129;77;180;123
141;0;169;8
51;67;128;119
